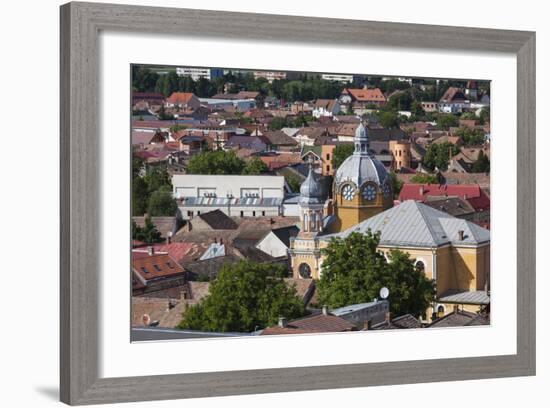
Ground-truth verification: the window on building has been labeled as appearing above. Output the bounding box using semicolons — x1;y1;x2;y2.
326;165;330;173
240;211;244;217
326;153;330;160
262;211;265;216
252;211;256;217
415;260;425;272
437;305;445;317
153;264;161;272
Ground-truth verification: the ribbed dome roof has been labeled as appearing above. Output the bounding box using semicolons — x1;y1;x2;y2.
299;165;325;205
335;123;389;188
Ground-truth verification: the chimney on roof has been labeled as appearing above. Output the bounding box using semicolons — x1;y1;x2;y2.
419;185;424;195
270;218;275;225
278;316;288;328
147;246;154;256
458;230;465;241
322;305;329;316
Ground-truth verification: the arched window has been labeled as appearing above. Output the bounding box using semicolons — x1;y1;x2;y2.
415;260;425;273
303;213;309;232
437;305;445;317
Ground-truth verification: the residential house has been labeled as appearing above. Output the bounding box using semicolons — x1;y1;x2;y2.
439;87;470;113
255;225;300;258
397;183;490;227
339;87;386;109
260;308;357;335
312;99;340;118
165;92;201;110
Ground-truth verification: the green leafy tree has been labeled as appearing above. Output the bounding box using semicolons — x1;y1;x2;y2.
388;170;404;199
132;177;149;216
472;150;490;173
436;113;459;130
332;144;354;169
169;124;187;134
285;174;302;193
376;110;401;128
178;261;306;332
422;142;459;171
144;166;172;193
243;157;269;175
186;150;246;175
132;217;164;244
454;127;485;146
268;116;288;131
147;189;178;216
479;106;490;125
410;173;438;184
318;231;435;318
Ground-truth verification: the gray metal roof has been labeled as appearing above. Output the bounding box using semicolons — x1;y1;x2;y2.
323;200;490;248
437;289;490;305
180;196;283;207
299;166;325;205
334;123;389;188
335;153;389;188
330;300;381;316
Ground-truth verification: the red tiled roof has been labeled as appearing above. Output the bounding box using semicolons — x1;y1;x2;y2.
132;253;185;282
344;88;386;102
166;92;196;104
398;183;490;211
261;313;356;335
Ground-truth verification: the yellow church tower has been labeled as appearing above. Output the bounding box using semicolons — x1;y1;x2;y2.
330;123;394;232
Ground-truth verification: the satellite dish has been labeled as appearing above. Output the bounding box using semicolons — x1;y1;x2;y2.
379;287;389;299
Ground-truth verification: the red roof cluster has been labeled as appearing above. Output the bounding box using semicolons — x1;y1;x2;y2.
398;183;490;211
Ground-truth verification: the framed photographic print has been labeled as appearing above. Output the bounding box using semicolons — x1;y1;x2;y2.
60;1;536;405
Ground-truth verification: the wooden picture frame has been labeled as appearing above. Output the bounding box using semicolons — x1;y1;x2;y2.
60;2;536;405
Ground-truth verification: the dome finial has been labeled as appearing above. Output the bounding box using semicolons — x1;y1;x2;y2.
353;122;369;156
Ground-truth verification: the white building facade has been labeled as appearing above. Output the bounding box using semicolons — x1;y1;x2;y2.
172;174;286;219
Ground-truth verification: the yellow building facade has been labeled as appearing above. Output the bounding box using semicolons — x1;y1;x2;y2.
289;123;490;319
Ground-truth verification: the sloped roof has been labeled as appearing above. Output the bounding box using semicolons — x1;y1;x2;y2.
398;183;490;212
197;210;238;230
343;88;386;102
326;200;490;248
371;314;422;330
437;289;490;305
270;225;300;247
263;130;299;146
260;313;356;335
166;92;196;104
428;310;489;328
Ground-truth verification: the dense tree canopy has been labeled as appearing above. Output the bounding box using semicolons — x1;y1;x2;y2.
436;113;459;130
388;170;404;199
242;157;269;175
318;231;435;318
410;173;438;184
132;217;163;244
454;127;485;146
178;261;306;332
132;166;173;216
186;150;246;175
147;188;178;216
472;150;490;173
422;142;459;171
332;144;354;169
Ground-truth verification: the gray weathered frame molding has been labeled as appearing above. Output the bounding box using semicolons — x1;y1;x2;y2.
60;2;536;405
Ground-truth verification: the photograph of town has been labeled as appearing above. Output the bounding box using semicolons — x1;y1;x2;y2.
130;65;491;341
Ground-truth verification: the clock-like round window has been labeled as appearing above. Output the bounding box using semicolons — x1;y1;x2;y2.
362;184;377;201
382;182;391;198
342;184;355;201
299;263;311;279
